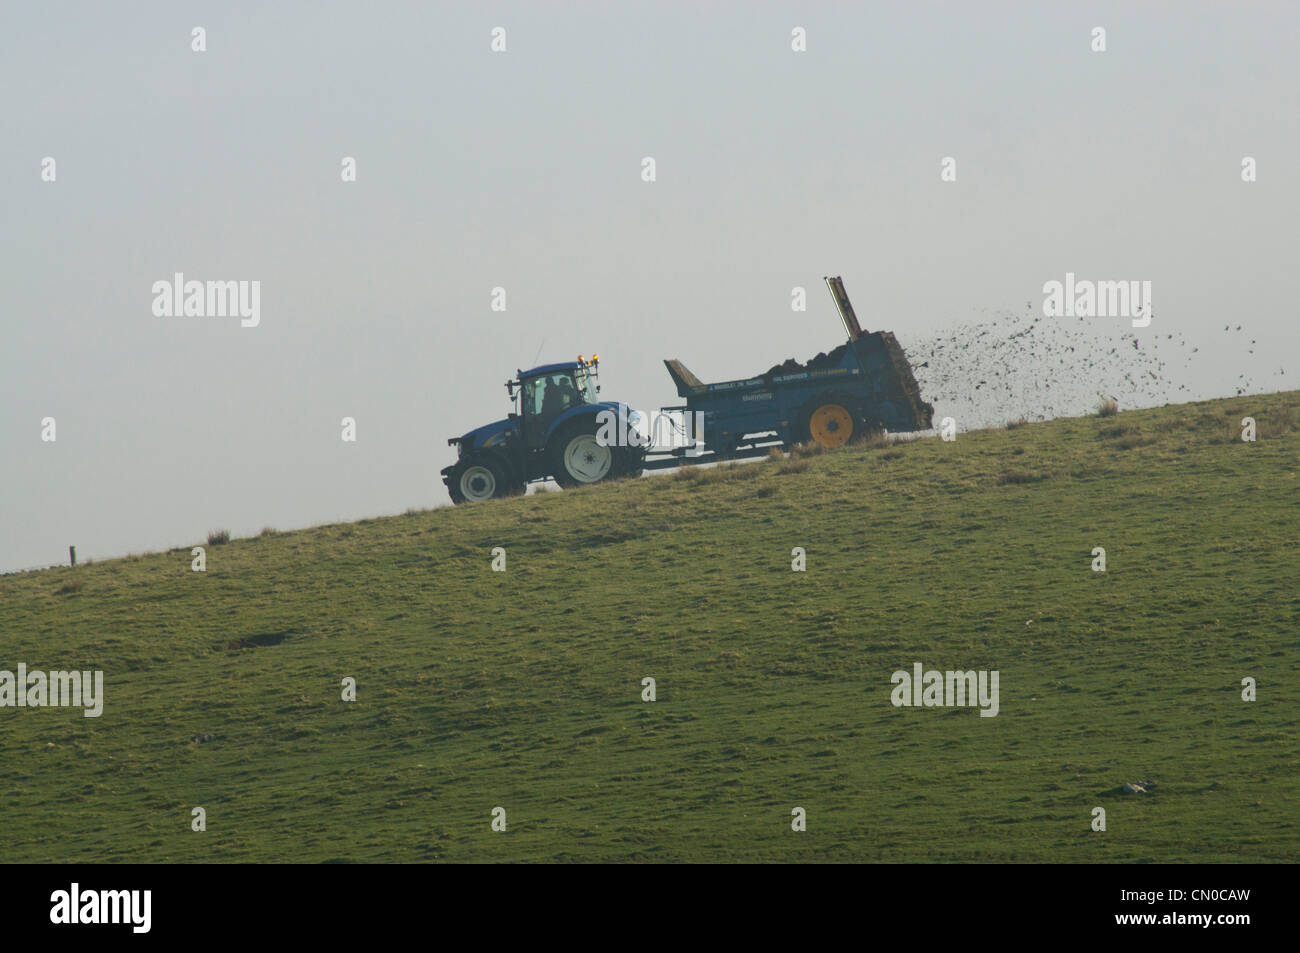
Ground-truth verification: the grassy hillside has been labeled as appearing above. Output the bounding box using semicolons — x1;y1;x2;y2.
2;392;1297;863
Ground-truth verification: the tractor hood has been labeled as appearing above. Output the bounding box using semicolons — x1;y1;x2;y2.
453;417;515;455
549;400;628;436
451;402;636;457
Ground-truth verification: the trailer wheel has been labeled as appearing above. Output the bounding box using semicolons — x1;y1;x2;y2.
549;420;616;487
796;393;864;449
446;456;517;504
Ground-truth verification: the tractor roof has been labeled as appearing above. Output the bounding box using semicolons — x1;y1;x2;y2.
519;361;585;379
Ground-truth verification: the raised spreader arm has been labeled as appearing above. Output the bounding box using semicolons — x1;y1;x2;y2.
824;275;865;341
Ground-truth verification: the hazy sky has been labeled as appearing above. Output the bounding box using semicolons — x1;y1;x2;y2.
2;1;1297;572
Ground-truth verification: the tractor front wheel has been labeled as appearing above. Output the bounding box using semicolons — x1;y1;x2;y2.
446;456;517;504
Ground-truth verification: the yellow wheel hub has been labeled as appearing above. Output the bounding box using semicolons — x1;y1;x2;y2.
809;404;853;447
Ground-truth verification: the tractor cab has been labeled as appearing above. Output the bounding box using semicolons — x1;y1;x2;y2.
512;357;600;450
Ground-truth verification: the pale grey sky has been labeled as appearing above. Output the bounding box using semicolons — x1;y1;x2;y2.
2;1;1297;571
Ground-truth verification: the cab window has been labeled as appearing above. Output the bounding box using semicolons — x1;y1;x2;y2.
574;371;597;404
526;373;582;418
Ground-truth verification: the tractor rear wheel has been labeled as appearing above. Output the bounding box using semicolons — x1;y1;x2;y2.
795;393;865;449
446;456;517;504
549;420;617;487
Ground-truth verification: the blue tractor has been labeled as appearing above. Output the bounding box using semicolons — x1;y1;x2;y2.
442;356;645;503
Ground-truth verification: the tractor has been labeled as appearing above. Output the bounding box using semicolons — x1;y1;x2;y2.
442;356;645;503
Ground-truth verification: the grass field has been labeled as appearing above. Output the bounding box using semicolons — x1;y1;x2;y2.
2;392;1297;863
